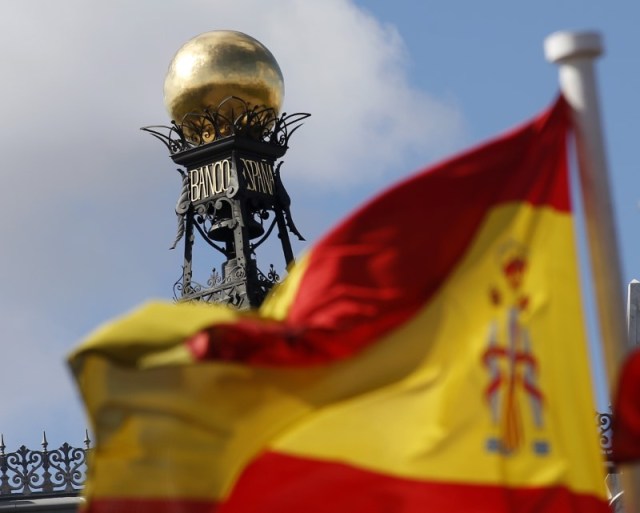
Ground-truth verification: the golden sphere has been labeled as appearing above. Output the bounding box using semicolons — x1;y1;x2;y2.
163;31;284;125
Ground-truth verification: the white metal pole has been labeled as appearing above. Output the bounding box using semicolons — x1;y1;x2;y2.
628;280;640;346
544;30;638;512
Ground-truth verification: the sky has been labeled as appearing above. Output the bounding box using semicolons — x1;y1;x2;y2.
0;0;638;450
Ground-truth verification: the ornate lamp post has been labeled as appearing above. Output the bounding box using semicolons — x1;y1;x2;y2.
143;31;308;308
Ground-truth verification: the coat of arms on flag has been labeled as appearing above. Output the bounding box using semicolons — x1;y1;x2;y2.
484;240;548;456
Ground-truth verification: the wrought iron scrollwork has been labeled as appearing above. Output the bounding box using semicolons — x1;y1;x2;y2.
174;261;280;307
597;411;613;460
596;410;622;508
0;432;90;499
170;169;191;250
252;264;281;302
250;214;277;252
141;96;310;155
259;264;280;287
274;162;304;242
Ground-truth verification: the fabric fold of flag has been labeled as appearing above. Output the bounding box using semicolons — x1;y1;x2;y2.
70;96;608;513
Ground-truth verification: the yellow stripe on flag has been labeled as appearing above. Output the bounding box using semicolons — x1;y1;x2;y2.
76;203;605;503
266;203;604;497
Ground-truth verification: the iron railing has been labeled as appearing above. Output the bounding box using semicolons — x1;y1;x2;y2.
0;413;618;501
0;431;90;499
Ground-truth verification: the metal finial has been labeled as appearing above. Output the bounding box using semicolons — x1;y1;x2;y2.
84;429;91;450
41;431;48;451
163;30;284;142
0;433;5;455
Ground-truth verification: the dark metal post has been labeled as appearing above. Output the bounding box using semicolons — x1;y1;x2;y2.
143;97;308;309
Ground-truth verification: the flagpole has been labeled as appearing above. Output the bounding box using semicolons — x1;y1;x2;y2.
628;280;640;346
544;30;639;512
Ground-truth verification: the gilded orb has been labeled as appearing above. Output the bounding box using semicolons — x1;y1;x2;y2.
163;31;284;127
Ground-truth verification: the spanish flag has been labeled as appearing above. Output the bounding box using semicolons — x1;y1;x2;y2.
70;96;608;512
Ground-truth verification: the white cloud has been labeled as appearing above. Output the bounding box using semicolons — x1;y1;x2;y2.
263;0;465;185
0;0;466;445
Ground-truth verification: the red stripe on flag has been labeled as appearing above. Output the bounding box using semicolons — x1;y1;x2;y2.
189;97;571;368
220;450;607;513
612;348;640;463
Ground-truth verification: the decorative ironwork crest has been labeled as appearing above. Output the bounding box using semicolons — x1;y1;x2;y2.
143;96;306;310
141;96;310;155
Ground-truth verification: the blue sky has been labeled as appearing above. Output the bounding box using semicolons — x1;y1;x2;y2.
0;0;637;449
